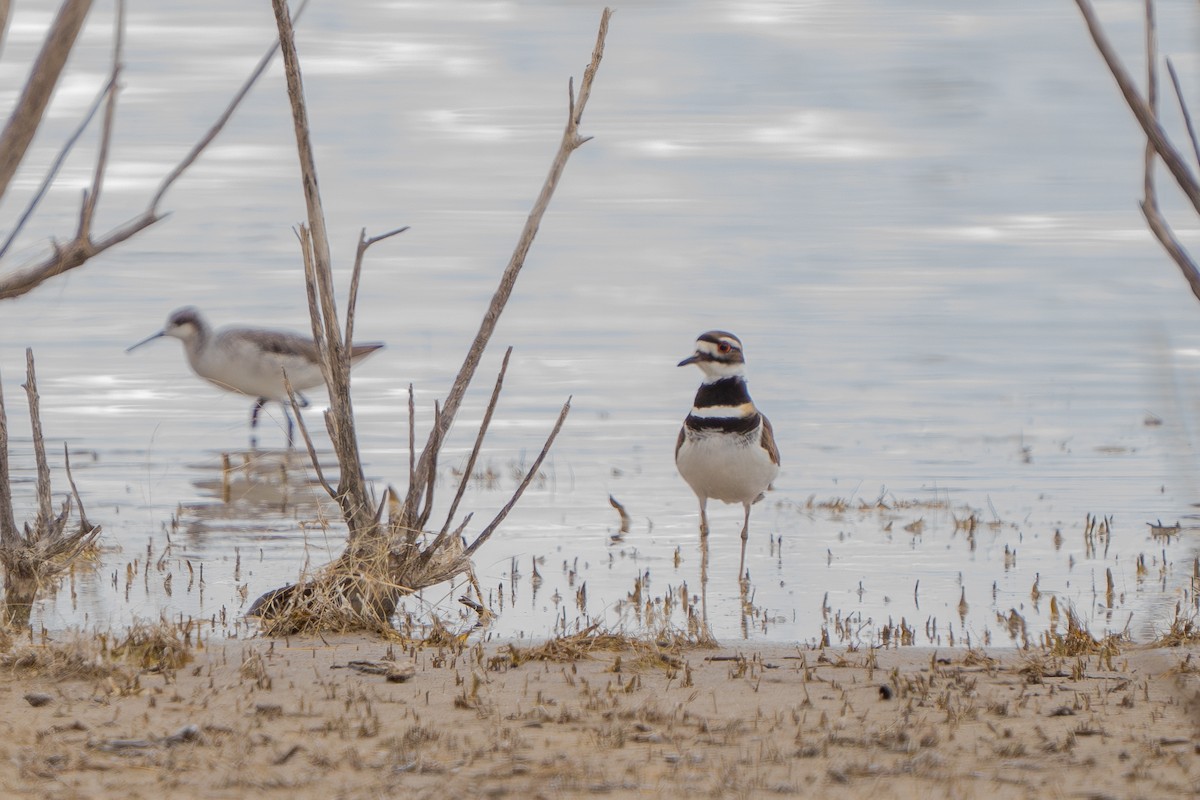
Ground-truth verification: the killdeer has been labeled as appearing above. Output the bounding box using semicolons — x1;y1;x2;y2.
128;306;383;448
676;330;780;578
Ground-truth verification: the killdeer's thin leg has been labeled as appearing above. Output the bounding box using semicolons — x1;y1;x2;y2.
738;502;752;581
698;500;712;644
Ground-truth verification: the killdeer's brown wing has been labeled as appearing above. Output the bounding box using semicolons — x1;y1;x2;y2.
760;414;781;466
674;426;686;462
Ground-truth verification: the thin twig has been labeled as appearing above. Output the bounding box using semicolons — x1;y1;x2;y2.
0;370;15;546
0;2;300;300
0;76;113;261
464;397;571;558
1140;199;1200;297
284;370;335;498
438;347;512;539
346;225;408;348
407;383;415;490
1142;0;1157;205
0;0;92;204
22;349;52;536
1074;0;1200;215
150;0;309;213
62;443;90;531
79;0;123;240
1137;0;1200;301
1166;58;1200;172
414;402;440;534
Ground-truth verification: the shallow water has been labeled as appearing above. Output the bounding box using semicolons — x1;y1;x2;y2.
2;0;1200;645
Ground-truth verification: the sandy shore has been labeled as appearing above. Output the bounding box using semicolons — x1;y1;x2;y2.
0;634;1197;799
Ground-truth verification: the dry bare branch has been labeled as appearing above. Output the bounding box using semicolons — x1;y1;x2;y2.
0;373;15;546
0;0;92;204
347;226;408;349
23;349;52;532
0;76;113;261
1074;0;1200;215
0;0;12;61
464;396;571;558
1166;59;1200;171
438;347;512;538
78;0;123;240
1077;0;1200;301
0;1;302;300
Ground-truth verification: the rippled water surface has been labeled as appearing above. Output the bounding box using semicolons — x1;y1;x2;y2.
2;0;1200;645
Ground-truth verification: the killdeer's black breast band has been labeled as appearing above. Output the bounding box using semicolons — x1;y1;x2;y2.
685;412;761;434
693;377;752;408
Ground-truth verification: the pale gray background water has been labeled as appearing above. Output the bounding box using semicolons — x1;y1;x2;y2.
1;0;1199;645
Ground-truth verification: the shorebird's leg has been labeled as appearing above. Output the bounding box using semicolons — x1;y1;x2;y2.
698;496;713;643
739;502;751;582
250;398;267;449
281;403;296;449
295;391;311;409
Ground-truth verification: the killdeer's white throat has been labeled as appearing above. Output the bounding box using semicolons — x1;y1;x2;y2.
127;306;383;448
675;330;780;578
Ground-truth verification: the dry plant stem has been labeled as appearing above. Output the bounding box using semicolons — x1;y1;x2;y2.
0;76;113;261
1074;0;1200;215
0;374;15;544
62;444;88;530
274;0;375;537
408;384;415;489
346;226;408;348
23;350;52;530
1166;59;1200;170
437;347;513;539
79;0;123;241
1134;0;1200;296
0;0;11;60
283;371;334;498
0;0;92;203
399;7;612;529
0;2;298;300
409;402;442;541
463;397;571;558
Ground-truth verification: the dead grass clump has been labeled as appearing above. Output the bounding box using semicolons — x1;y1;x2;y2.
2;633;120;681
1041;605;1123;662
1151;604;1200;647
102;618;196;671
492;625;695;671
498;625;631;666
2;619;198;680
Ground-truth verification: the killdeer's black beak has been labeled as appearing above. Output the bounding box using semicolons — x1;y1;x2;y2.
677;354;700;367
126;331;165;353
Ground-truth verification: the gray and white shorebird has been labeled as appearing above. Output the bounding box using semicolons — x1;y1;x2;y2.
675;330;780;578
127;306;383;448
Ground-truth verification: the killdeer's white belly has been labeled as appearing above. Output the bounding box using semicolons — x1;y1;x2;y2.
676;428;779;505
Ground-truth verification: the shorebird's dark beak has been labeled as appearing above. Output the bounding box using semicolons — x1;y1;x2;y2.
126;330;165;353
677;354;700;367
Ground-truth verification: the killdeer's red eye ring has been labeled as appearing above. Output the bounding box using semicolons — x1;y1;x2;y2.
718;342;731;353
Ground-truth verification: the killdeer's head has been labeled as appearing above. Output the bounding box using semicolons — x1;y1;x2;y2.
678;330;746;380
126;306;209;352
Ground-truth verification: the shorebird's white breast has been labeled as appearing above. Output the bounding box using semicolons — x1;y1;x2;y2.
676;426;779;505
190;332;325;400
